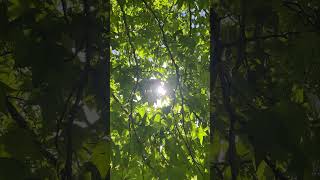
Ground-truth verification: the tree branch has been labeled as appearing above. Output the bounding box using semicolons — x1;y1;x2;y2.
224;31;305;47
5;98;58;166
141;0;205;176
111;93;161;178
60;0;69;23
141;0;188;135
235;0;246;70
264;156;289;180
64;0;91;179
282;0;318;29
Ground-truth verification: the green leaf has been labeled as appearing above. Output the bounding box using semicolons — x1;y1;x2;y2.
91;141;110;178
197;126;208;145
153;113;161;123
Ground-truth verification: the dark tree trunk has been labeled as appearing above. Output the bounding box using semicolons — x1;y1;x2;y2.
209;4;222;180
104;0;111;179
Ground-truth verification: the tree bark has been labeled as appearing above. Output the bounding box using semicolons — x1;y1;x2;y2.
209;4;223;180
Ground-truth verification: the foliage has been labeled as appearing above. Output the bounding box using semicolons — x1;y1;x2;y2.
0;0;320;179
0;0;110;179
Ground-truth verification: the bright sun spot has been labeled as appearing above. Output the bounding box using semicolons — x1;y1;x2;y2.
153;83;169;108
156;85;166;96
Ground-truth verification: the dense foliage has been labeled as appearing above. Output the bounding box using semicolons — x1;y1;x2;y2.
0;0;110;179
208;0;320;179
0;0;320;179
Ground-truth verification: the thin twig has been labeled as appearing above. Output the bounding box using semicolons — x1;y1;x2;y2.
264;156;289;180
111;93;161;178
223;31;312;47
141;0;204;176
60;0;69;23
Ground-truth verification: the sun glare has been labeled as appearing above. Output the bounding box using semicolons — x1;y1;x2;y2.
153;97;170;108
156;85;166;96
153;82;169;108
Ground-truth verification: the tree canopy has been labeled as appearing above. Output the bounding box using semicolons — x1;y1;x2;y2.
1;0;320;179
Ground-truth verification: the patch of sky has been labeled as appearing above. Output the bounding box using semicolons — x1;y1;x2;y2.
199;9;206;17
112;49;120;55
181;11;187;17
